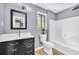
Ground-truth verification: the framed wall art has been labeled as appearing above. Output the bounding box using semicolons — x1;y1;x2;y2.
11;9;27;29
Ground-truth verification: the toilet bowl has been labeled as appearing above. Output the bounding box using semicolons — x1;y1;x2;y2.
42;41;54;48
42;41;54;55
40;34;54;55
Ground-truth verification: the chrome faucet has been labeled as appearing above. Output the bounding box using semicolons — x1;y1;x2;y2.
16;20;23;37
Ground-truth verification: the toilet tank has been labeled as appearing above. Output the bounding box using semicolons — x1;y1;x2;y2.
40;34;47;42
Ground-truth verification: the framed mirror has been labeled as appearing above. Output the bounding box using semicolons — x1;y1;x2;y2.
11;9;27;29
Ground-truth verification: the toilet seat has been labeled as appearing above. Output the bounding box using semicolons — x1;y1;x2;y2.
43;41;54;48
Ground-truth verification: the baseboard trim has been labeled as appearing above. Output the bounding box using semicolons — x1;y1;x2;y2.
54;48;66;55
35;46;44;51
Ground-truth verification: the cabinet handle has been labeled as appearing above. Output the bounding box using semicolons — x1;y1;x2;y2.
27;40;33;42
11;49;15;52
11;49;17;52
27;45;32;48
15;49;17;51
27;50;32;53
10;42;18;45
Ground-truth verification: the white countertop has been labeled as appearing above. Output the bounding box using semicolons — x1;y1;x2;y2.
0;33;34;42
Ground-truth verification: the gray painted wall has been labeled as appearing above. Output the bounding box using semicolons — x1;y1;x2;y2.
0;4;4;34
47;10;56;20
0;3;55;48
47;10;56;41
56;4;79;20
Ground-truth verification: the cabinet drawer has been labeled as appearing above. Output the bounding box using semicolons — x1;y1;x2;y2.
26;45;33;48
7;41;19;46
24;42;34;49
26;50;34;55
8;42;19;46
26;39;33;43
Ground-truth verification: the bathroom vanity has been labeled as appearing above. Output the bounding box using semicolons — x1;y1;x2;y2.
0;33;35;55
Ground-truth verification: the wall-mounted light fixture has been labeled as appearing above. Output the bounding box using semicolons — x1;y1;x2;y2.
15;3;33;12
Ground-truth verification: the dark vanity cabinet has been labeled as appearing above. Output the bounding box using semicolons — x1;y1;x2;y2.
0;37;34;55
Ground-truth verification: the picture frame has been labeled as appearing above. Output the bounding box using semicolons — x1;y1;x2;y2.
11;9;27;29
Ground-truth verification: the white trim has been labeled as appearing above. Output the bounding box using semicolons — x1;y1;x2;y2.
37;12;47;16
55;48;66;55
52;40;79;54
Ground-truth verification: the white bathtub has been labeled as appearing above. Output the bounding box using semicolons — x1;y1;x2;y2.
49;16;79;54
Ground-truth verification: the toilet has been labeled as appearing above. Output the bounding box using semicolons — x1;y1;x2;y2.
40;34;54;55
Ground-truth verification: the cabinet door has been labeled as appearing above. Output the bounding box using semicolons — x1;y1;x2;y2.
15;38;34;55
6;41;19;55
25;38;34;55
0;40;19;55
23;39;34;55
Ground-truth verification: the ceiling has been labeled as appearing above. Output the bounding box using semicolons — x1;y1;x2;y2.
32;3;78;13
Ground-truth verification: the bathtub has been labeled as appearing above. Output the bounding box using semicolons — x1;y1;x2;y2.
49;16;79;55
